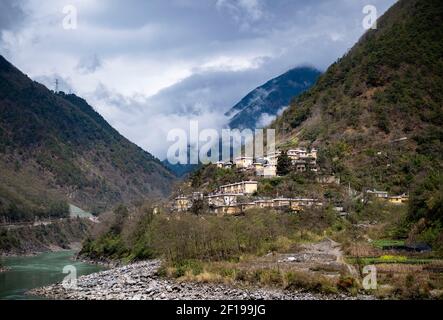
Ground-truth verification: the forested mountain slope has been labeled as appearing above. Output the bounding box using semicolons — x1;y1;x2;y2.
0;56;175;221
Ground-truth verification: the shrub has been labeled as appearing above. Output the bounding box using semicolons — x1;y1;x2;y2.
284;271;338;294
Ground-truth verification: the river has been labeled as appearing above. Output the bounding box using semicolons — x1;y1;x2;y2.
0;250;105;300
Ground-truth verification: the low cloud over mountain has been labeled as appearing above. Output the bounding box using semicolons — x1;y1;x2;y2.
0;0;396;159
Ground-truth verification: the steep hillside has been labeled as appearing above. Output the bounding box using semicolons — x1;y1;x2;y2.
273;0;443;196
227;67;321;129
0;219;91;255
0;56;175;221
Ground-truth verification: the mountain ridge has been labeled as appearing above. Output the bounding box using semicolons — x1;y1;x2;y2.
272;0;442;194
226;66;321;129
0;55;176;220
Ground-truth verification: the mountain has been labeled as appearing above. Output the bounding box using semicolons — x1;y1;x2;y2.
272;0;442;194
0;55;175;221
226;67;321;130
164;67;321;176
162;161;198;178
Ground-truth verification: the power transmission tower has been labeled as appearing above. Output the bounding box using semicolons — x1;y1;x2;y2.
55;78;59;93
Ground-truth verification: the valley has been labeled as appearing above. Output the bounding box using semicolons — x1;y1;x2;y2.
0;0;442;302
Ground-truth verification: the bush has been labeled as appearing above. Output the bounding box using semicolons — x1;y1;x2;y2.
172;260;204;278
82;210;302;263
285;271;338;294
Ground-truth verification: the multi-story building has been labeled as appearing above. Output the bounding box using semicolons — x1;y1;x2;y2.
265;151;281;166
192;192;204;200
265;148;318;173
206;193;240;207
234;156;254;169
219;181;258;195
287;148;308;159
256;164;277;177
173;196;192;212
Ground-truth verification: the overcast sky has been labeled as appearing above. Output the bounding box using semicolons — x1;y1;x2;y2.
0;0;396;159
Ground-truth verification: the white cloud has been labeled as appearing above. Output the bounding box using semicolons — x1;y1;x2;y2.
76;54;102;74
256;106;287;128
0;0;397;159
216;0;265;22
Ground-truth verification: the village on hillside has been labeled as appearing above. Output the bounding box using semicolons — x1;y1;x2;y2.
171;147;409;216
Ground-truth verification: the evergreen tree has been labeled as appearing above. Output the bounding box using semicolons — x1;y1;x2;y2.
277;151;292;176
190;198;207;216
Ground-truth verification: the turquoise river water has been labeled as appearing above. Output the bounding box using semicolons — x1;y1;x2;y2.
0;250;104;300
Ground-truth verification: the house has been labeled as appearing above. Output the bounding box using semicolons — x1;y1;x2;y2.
366;190;389;199
215;161;234;169
294;163;308;172
287;148;317;163
174;196;192;212
206;193;240;207
264;148;318;174
241;202;257;212
216;161;225;169
333;206;345;213
265;151;281;166
273;198;292;208
219;181;258;195
212;201;258;216
214;205;242;216
317;175;341;185
234;156;254;169
256;164;277;178
254;200;274;208
287;148;308;159
291;198;310;211
224;161;234;169
388;194;409;205
253;162;264;170
263;165;277;177
308;148;318;160
192;192;204;200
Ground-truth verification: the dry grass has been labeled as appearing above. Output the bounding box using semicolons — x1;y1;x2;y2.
368;260;443;299
163;255;360;296
183;270;229;284
345;242;381;257
376;263;424;274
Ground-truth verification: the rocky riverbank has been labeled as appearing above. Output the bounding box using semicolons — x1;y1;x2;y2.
75;254;124;269
30;260;374;300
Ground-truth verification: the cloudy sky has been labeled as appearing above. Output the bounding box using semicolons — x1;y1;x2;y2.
0;0;396;159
